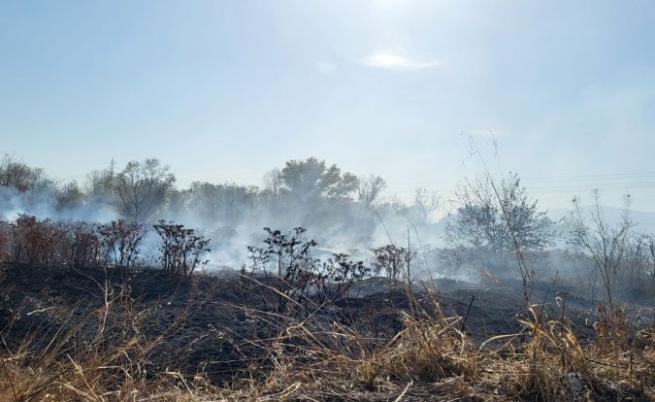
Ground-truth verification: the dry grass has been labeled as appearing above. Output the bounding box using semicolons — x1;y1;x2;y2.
2;271;655;402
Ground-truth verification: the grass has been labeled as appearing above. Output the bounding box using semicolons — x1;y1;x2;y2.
1;266;655;401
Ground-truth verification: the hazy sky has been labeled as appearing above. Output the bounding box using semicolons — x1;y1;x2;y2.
2;1;655;211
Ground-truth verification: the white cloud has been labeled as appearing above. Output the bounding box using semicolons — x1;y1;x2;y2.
360;51;442;71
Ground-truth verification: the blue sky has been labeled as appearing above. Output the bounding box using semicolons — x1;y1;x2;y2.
1;0;655;211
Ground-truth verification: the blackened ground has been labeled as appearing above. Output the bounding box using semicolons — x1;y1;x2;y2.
0;263;649;385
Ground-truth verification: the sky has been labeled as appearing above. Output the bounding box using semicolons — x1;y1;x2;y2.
1;0;655;212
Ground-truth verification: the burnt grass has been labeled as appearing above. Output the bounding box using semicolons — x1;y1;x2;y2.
0;263;621;386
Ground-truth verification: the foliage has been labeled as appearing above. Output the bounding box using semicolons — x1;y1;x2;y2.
277;157;359;201
0;154;54;193
445;173;554;276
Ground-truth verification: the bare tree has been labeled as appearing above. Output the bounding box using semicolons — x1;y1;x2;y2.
413;188;439;223
115;159;175;223
262;168;283;198
569;190;633;313
85;159;117;203
644;235;655;281
357;175;386;207
55;181;85;211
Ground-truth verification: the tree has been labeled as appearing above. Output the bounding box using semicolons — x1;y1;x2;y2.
278;157;359;201
408;188;439;224
569;191;633;313
642;234;655;281
55;181;85;211
262;168;284;199
0;155;51;193
186;182;258;225
85;160;117;203
445;173;554;275
115;159;175;222
414;188;439;221
357;175;386;207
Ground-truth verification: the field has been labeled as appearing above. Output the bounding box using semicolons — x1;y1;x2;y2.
2;263;655;402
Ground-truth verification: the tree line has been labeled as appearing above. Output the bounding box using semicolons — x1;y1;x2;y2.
2;154;655;310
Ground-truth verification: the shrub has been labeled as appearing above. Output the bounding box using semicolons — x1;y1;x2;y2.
65;222;103;268
98;220;144;271
373;244;413;283
153;220;210;277
315;253;369;303
248;227;318;311
9;214;63;265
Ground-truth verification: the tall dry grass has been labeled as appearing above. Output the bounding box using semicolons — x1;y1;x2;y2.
1;264;655;401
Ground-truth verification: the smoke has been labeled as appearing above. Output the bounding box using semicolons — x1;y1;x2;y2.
0;185;117;224
0;158;448;276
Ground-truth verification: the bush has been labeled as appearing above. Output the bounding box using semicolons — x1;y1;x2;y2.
153;220;210;277
248;227;369;312
97;220;144;271
9;215;63;265
373;244;413;283
65;222;103;268
315;253;369;303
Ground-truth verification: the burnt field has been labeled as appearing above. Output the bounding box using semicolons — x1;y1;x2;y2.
2;158;655;401
2;262;655;401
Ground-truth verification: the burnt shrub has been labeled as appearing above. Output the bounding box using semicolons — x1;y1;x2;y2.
315;253;369;303
62;222;103;268
98;220;144;271
248;227;317;310
9;215;63;265
373;244;414;283
153;220;210;277
248;227;369;311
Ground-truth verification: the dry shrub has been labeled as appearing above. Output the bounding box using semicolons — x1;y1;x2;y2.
153;220;210;277
97;220;144;271
10;215;63;265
